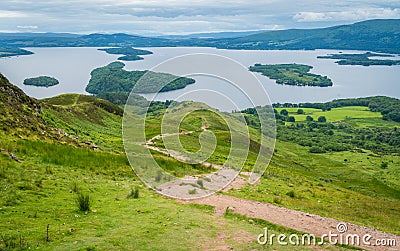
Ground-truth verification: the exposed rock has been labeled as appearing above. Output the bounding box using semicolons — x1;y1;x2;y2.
9;152;19;162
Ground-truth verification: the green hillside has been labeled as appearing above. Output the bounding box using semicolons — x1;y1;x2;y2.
1;74;310;250
215;19;400;53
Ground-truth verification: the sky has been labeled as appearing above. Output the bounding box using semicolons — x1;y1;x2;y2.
0;0;399;35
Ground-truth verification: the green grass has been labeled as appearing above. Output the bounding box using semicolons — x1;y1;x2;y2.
145;105;270;173
227;140;400;235
0;137;332;251
276;106;381;122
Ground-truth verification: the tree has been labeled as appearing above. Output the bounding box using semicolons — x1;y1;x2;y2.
297;109;304;114
318;116;327;122
306;116;313;122
287;116;295;122
280;109;289;116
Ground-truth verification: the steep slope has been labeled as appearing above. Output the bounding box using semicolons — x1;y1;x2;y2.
0;73;124;150
42;94;124;151
0;73;51;138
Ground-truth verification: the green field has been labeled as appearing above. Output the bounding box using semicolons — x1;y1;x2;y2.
276;106;382;122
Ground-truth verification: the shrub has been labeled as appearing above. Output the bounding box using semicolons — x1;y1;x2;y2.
309;146;326;153
155;170;163;182
286;190;296;198
70;182;79;193
380;162;388;169
287;116;295;122
273;197;282;204
196;180;204;188
318;116;327;122
280;109;289;116
188;189;197;194
76;192;91;212
127;186;140;199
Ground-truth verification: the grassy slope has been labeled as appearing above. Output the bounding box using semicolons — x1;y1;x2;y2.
1;76;325;250
2;138;310;251
228;105;400;235
141;102;400;235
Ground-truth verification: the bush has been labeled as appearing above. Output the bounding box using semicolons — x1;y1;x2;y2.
70;182;79;193
306;116;313;121
76;192;91;212
286;190;296;198
127;186;140;199
287;116;295;122
273;197;282;204
155;170;163;182
196;180;204;188
309;146;326;153
318;116;327;122
280;109;289;116
188;189;197;194
380;162;388;169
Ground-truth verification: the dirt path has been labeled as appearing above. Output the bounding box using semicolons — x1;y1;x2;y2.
183;194;399;251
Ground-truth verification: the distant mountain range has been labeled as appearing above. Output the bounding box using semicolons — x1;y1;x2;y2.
0;19;399;54
159;30;270;39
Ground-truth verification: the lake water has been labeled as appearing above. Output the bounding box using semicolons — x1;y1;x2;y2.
0;47;399;111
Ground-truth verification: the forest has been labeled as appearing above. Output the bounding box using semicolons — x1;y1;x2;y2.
85;61;195;94
98;47;153;61
249;63;333;87
23;76;59;87
242;96;400;154
317;52;400;66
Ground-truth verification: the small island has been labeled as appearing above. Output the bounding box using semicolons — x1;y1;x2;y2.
86;61;195;94
249;63;333;87
317;52;400;66
23;76;59;87
98;47;153;61
0;47;33;58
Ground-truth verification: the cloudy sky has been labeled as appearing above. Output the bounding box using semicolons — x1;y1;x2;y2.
0;0;399;35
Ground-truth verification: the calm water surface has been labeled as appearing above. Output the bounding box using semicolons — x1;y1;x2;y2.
0;47;399;110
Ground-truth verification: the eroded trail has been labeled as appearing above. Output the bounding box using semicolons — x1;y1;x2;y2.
183;191;399;251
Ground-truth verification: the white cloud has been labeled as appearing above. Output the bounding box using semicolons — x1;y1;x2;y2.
17;25;38;29
0;10;28;18
293;8;400;22
0;1;399;34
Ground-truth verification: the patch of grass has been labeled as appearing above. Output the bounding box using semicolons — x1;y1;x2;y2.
286;190;296;198
76;192;91;212
127;186;140;199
